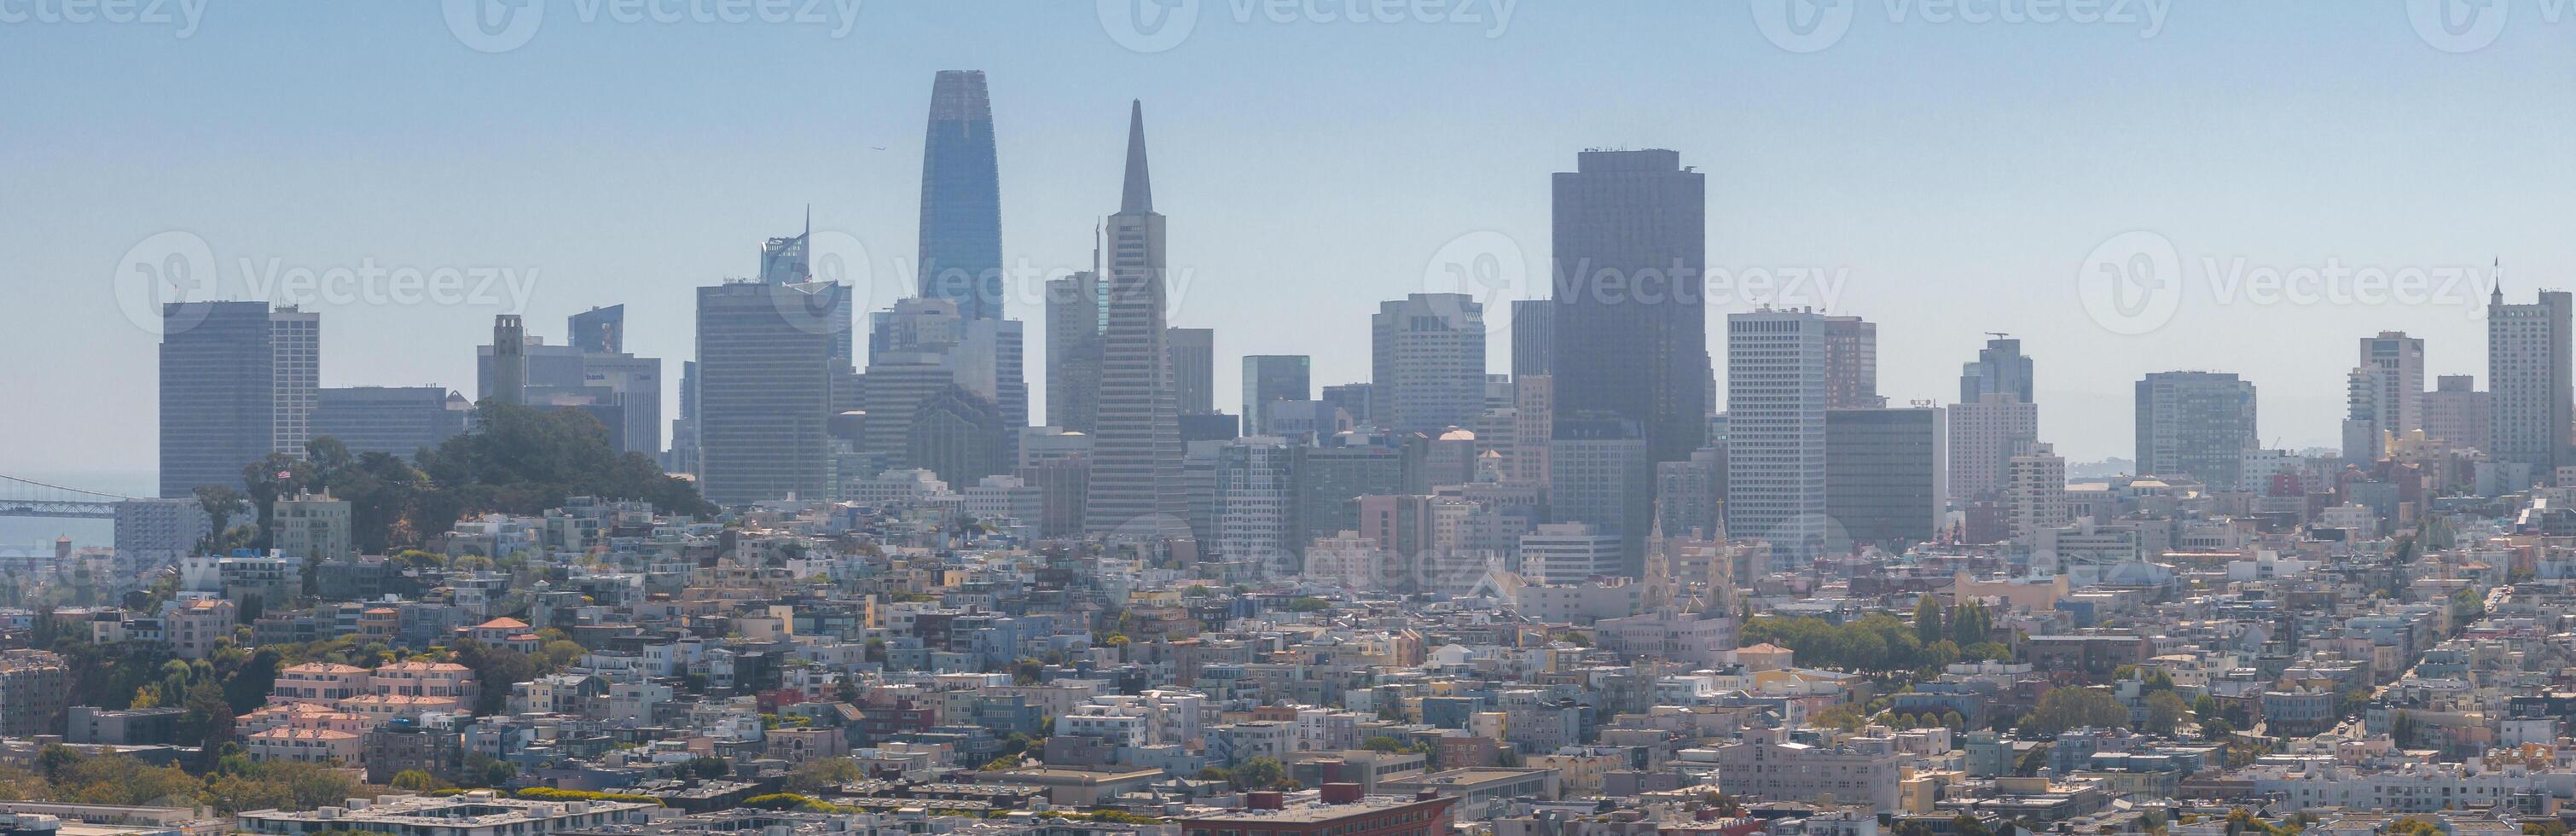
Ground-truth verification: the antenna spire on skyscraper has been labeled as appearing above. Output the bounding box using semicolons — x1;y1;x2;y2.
1121;100;1152;215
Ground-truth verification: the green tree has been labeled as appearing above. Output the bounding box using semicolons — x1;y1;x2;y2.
2143;690;2190;736
2022;687;2128;736
1231;757;1287;791
1913;596;1946;646
784;758;864;793
389;770;447;792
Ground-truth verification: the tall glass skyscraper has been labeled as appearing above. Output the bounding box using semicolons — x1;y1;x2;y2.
919;70;1004;321
1549;149;1709;464
160;300;281;497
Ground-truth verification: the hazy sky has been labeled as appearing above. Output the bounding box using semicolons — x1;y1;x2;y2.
8;1;2576;488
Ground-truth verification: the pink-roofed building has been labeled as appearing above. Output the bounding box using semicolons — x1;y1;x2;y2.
336;694;463;723
270;663;372;705
456;617;541;653
238;701;373;737
244;726;363;763
370;660;479;705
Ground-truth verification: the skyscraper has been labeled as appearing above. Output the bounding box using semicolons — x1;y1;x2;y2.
311;386;468;461
2423;374;2490;453
159;301;277;497
1084;101;1188;538
1511;299;1553;379
1045;271;1106;433
2005;443;2068;542
1825;407;1945;552
1241;355;1312;435
694;279;851;505
1215;436;1298;572
1820;315;1882;409
2342;331;2424;462
1550;149;1709;464
1167;327;1215;415
1726;309;1830;559
918;70;1004;320
860;297;1016;485
1948;393;2038;502
2134;371;2258;490
2489;287;2571;479
1959;335;2034;404
568;305;625;355
270;306;319;456
1549;415;1653;574
1372;293;1486;433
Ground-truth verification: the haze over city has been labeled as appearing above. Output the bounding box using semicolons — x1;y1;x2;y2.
10;3;2576;488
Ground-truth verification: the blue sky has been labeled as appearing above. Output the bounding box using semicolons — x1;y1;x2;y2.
7;1;2576;485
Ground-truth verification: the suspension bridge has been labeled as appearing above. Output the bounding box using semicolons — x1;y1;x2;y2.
0;474;139;520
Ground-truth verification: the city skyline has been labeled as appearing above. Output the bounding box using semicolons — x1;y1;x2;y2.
14;4;2576;485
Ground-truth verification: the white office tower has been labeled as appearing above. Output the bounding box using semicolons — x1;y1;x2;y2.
1371;293;1488;434
2005;443;2068;543
1214;437;1297;574
270;306;320;455
1949;393;2039;501
2341;331;2424;463
1083;101;1190;539
1726;309;1830;560
1519;523;1623;585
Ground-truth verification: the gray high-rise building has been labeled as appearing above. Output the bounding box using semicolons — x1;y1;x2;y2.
1292;441;1406;548
666;360;700;476
1511;299;1553;379
695;279;852;505
1083;102;1189;538
2423;374;2490;453
1242;355;1312;435
1550;149;1709;464
1825;407;1946;552
1321;383;1373;427
568;305;625;355
2490;287;2572;479
1959;336;2034;405
1168;327;1215;415
1372;293;1486;433
311;386;469;460
2135;371;2258;490
270;306;319;456
860;297;1018;485
1549;415;1653;575
113;498;210;569
1726;309;1830;559
1821;315;1882;410
1045;272;1106;433
159;301;279;497
919;70;1005;320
